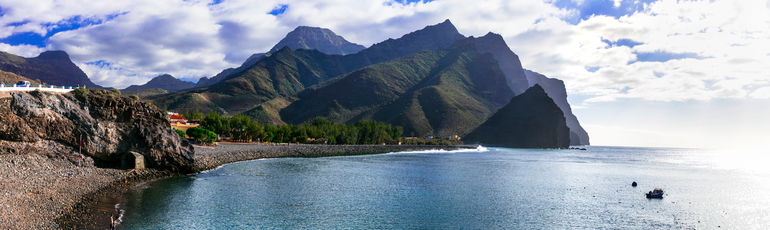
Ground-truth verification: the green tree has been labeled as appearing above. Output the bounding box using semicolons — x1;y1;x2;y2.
186;127;217;144
174;129;186;138
183;110;205;122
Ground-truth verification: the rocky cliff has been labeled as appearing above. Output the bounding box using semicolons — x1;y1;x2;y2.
524;70;590;145
464;85;570;148
0;89;195;173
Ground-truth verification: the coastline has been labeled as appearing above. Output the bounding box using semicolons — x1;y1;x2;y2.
29;143;469;229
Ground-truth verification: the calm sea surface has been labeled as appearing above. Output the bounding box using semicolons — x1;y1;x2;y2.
118;146;770;229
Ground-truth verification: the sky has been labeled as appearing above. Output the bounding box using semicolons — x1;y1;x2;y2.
0;0;769;149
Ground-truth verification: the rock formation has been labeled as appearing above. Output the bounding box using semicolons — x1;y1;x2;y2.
0;89;195;173
464;85;571;148
524;70;590;145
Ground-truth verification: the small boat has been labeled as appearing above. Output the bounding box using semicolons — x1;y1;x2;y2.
645;188;664;199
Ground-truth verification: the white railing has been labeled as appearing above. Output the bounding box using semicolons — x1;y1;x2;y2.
0;84;77;93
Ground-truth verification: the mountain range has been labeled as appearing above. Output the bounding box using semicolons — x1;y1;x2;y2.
0;19;590;147
123;74;195;92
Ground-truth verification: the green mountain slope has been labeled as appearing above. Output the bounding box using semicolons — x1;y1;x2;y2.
152;20;467;115
150;48;353;113
281;38;514;137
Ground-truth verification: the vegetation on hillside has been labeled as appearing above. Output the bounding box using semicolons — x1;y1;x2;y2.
283;39;514;137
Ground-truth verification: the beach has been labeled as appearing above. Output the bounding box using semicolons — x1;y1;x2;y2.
0;143;465;229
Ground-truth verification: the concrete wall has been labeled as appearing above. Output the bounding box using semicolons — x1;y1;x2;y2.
0;87;74;98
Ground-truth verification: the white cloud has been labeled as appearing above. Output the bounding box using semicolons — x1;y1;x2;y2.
0;43;45;57
0;0;767;101
750;87;770;99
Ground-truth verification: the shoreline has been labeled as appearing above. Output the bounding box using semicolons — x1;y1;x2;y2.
49;143;471;229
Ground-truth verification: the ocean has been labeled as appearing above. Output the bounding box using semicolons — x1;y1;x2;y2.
118;146;770;229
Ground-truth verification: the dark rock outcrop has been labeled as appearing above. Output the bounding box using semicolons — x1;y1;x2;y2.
123;74;195;92
464;85;570;148
473;32;530;95
524;70;590;145
0;90;195;173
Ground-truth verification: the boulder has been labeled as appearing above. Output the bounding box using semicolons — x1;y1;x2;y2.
0;89;195;173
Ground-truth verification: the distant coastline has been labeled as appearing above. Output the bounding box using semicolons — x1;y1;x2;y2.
52;143;471;229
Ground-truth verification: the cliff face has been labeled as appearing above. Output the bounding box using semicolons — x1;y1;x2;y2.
524;70;590;145
464;85;570;148
0;90;195;173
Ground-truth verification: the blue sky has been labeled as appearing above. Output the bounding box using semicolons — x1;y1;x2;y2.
0;0;768;148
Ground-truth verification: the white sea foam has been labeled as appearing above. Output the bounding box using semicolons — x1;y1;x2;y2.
113;203;125;226
389;145;490;154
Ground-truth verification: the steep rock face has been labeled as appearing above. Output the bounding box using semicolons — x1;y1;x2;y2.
473;33;529;95
524;70;590;145
269;26;366;55
0;90;195;173
0;51;101;88
464;85;570;148
124;74;195;92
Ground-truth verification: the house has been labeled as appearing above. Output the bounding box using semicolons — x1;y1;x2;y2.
167;112;199;133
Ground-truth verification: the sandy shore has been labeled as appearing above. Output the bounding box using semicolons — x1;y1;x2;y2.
0;143;466;229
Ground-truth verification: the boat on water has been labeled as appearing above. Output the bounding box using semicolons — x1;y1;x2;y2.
645;188;664;199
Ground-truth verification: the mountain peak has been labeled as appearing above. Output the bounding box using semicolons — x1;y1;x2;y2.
124;74;194;92
292;26;330;32
269;26;366;55
151;74;175;81
482;32;503;39
423;19;460;35
439;19;454;27
36;50;70;60
464;83;571;148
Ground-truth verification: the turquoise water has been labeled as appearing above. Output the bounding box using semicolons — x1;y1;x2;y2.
119;146;770;229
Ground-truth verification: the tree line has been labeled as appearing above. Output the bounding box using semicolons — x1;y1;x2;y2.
182;111;403;145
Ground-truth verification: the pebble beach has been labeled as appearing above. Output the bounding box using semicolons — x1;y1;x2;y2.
0;143;465;229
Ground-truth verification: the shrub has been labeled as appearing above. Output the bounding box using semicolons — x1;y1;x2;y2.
72;87;88;100
129;95;140;100
174;129;186;138
111;89;121;95
186;127;217;144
